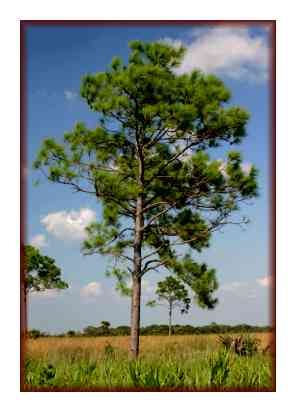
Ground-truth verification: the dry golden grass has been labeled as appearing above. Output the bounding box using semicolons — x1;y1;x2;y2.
26;332;272;360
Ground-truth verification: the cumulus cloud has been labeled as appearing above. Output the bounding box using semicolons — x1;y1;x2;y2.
64;89;78;101
30;234;48;249
168;28;269;82
256;276;271;287
41;208;96;241
80;282;102;298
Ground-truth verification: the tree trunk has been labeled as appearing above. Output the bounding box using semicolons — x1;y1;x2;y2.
130;275;142;359
130;193;144;359
168;301;172;336
129;137;144;359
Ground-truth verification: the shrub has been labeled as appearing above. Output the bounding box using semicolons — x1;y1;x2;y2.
28;329;41;339
218;334;260;356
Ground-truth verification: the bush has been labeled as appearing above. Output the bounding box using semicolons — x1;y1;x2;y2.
218;334;260;356
28;329;42;339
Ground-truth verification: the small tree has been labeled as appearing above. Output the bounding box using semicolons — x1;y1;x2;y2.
34;41;258;358
147;276;191;336
25;245;68;292
28;329;41;339
100;320;111;335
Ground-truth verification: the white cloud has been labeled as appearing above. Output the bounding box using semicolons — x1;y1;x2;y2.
30;234;48;249
256;276;271;287
41;208;96;241
80;282;102;298
171;28;268;82
64;89;78;101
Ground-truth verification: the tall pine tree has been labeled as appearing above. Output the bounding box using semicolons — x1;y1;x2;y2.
34;41;258;358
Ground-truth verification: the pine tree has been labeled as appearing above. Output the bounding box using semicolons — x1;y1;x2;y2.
147;276;191;336
34;41;258;358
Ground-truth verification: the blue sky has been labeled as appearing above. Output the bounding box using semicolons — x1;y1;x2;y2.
25;23;272;333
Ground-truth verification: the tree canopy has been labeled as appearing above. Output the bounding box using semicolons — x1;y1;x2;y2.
147;276;191;314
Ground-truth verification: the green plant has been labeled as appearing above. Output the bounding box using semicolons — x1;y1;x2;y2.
128;361;185;388
104;342;115;359
240;335;259;356
208;349;232;387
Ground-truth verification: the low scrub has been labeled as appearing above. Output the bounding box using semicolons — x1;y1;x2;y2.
218;334;260;356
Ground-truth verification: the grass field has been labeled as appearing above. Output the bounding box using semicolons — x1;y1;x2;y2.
24;333;273;390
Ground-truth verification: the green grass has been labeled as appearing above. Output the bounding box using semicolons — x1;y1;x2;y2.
24;339;272;390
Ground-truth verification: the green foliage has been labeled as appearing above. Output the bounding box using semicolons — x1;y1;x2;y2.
100;321;111;335
25;245;68;292
78;323;270;337
103;343;116;360
172;255;218;309
208;349;232;387
28;329;42;339
128;360;185;388
31;324;270;338
149;276;191;309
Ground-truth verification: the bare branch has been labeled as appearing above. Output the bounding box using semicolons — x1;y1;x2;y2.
142;245;166;261
141;258;172;276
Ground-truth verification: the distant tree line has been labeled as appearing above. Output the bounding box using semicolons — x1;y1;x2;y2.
28;322;271;338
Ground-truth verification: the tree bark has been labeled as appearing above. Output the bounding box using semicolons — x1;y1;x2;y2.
129;129;145;359
130;274;142;359
130;195;143;359
129;133;144;359
168;301;172;336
